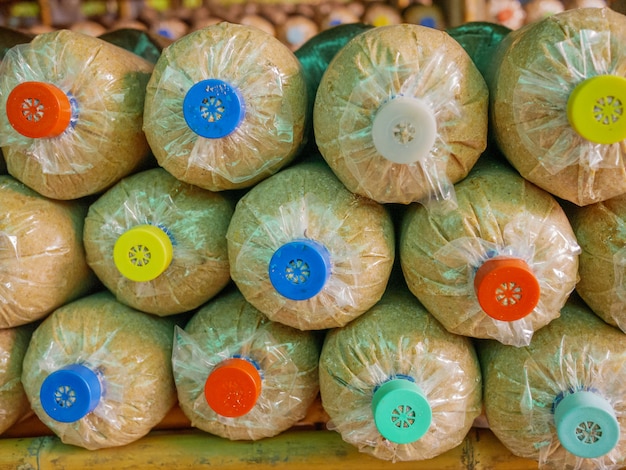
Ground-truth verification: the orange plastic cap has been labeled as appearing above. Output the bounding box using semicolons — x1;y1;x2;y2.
204;358;262;418
6;82;73;139
474;257;540;322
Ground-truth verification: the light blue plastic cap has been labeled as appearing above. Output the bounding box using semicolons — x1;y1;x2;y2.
268;239;331;301
183;78;245;139
554;390;620;459
40;364;102;423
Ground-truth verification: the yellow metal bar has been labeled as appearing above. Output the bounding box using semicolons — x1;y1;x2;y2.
0;428;539;470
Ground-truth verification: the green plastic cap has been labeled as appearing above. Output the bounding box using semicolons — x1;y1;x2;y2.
554;390;620;459
371;378;432;444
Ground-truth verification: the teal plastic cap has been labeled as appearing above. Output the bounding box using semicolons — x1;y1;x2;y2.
554;390;620;459
268;239;331;301
39;364;102;423
371;378;432;444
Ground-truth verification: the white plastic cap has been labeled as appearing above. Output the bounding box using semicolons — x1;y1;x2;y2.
371;96;437;164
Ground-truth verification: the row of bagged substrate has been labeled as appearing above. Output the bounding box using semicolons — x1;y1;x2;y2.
0;9;624;208
1;152;583;346
0;21;309;200
0;156;618;468
0;286;322;450
0;157;396;329
0;156;625;467
5;267;626;469
2;7;626;470
0;275;486;454
0;18;490;203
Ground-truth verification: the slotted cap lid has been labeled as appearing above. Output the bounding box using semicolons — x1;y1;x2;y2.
371;96;437;165
113;225;173;282
371;378;431;444
204;358;262;418
268;239;331;301
474;257;540;322
40;364;102;423
183;78;245;139
6;81;72;138
567;75;626;145
554;390;620;459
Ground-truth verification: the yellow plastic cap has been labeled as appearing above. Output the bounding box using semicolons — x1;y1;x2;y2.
567;75;626;145
113;225;173;282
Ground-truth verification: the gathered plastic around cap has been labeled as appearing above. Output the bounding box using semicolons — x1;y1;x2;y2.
507;27;626;203
554;390;620;459
6;81;72;139
113;224;173;282
268;239;332;301
371;378;432;444
204;357;262;418
474;256;540;322
39;364;102;423
567;75;626;145
317;27;475;207
183;78;245;139
371;96;437;165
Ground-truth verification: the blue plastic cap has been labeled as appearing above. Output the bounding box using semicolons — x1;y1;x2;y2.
420;17;437;28
157;28;174;39
183;79;245;139
268;239;331;301
40;364;102;423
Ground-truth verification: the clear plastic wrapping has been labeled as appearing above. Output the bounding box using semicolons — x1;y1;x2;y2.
226;159;395;330
569;192;626;332
0;25;31;176
0;29;153;200
172;287;320;441
400;158;580;346
479;297;626;470
143;22;307;192
488;8;626;206
319;285;482;462
294;23;373;150
313;24;488;207
0;324;33;435
83;167;233;316
0;175;96;328
20;291;177;450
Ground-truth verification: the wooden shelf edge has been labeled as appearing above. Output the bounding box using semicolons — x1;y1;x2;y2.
0;427;539;469
1;399;541;469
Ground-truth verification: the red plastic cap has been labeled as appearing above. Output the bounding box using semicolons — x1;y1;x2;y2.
204;358;262;418
474;257;540;322
6;81;72;138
